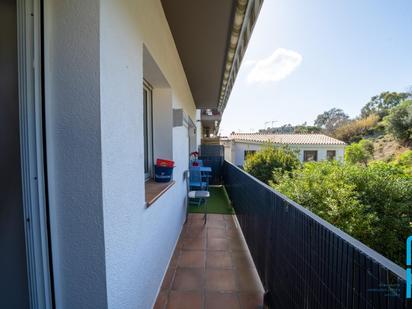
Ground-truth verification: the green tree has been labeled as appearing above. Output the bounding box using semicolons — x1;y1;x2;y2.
273;160;412;267
385;100;412;144
293;124;322;134
243;146;300;184
344;139;374;165
314;108;349;132
361;91;411;118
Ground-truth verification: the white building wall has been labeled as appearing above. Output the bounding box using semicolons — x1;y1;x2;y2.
44;1;196;308
231;142;345;166
44;1;107;308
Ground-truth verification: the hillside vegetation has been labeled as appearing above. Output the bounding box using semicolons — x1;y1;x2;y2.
318;91;412;161
372;134;409;161
245;90;412;267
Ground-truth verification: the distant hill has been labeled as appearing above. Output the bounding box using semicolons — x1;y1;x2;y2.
370;134;410;161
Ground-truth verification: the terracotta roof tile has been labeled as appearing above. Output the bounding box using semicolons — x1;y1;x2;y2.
229;133;346;145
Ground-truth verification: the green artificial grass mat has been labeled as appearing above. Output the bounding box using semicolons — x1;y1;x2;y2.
188;186;234;215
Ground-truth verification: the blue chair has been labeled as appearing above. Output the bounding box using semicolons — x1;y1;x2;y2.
189;166;208;191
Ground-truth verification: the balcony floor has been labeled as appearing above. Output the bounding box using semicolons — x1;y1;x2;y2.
154;213;264;309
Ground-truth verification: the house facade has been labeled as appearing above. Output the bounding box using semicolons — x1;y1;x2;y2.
1;0;262;308
223;133;346;166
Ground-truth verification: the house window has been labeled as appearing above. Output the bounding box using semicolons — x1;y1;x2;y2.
143;81;153;179
303;150;318;162
326;150;336;160
244;150;256;160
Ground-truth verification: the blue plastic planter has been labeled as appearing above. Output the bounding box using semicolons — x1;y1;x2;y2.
154;165;174;183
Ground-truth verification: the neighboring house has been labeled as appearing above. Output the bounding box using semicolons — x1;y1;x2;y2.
1;1;262;308
222;133;346;166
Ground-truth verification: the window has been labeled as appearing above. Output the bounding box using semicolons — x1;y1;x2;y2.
326;150;336;160
244;150;256;160
303;150;318;162
143;81;153;179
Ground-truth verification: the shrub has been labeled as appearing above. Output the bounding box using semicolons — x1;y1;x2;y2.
243;145;301;184
274;161;368;233
333;114;380;143
344;162;412;265
385;100;412;144
344;139;374;165
273;160;412;267
395;150;412;174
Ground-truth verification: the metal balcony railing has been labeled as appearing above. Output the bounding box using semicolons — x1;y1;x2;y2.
222;160;410;309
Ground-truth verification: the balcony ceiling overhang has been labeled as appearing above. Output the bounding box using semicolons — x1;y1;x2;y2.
161;0;263;113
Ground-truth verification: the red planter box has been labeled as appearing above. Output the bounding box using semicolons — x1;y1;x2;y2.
156;158;174;168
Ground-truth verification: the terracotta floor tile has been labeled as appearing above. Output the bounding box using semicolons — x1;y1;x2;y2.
206;269;237;292
190;219;207;227
236;267;263;292
238;292;264;309
167;291;202;309
227;234;243;244
156;214;265;309
206;251;233;269
206;220;227;228
161;268;176;291
169;251;180;268
207;228;227;239
183;226;207;239
229;236;248;251
172;268;204;291
225;219;237;229
154;291;168;309
175;238;184;250
205;291;240;309
178;250;205;268
207;214;225;221
207;237;229;251
182;236;206;251
188;213;204;222
231;251;255;269
226;227;241;238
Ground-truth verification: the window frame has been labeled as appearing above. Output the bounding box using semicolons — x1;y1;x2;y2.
143;80;154;180
244;150;256;160
326;150;336;160
303;150;318;162
18;0;53;307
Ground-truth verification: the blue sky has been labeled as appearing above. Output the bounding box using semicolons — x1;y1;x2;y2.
220;0;412;135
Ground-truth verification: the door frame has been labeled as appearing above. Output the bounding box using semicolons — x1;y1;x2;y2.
17;0;53;308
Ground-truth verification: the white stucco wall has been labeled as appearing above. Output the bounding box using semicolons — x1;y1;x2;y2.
230;141;345;166
44;1;107;308
44;1;196;308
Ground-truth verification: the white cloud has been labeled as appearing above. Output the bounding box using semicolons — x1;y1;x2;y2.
242;59;257;67
247;48;302;83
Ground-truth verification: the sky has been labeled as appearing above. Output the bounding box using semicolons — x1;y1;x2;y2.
219;0;412;136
